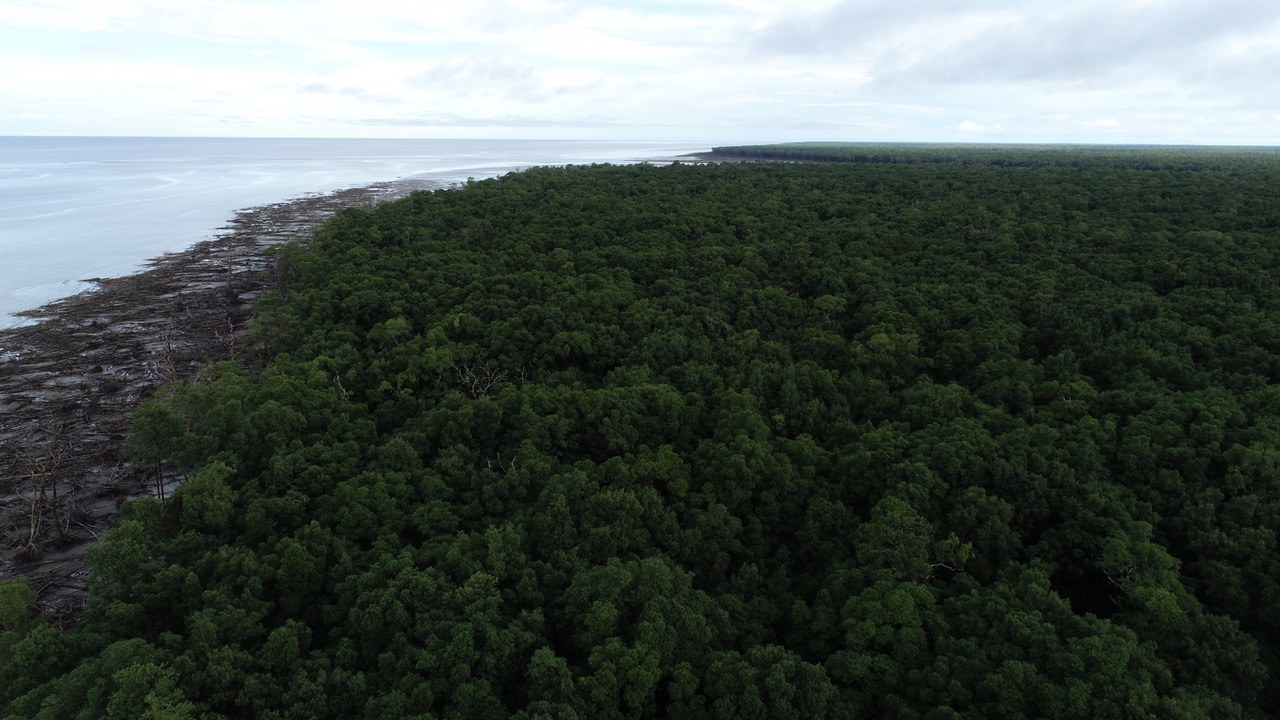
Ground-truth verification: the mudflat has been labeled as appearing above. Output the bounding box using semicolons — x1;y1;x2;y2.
0;178;435;622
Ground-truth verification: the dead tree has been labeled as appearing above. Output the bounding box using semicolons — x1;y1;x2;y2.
455;361;507;399
18;421;66;558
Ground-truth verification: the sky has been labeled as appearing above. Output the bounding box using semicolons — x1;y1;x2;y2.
1;0;1278;144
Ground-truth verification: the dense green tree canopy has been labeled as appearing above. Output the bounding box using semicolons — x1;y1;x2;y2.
5;145;1280;718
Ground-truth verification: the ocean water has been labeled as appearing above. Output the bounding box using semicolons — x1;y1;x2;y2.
0;137;705;326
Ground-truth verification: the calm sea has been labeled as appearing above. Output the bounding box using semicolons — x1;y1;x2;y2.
0;137;705;326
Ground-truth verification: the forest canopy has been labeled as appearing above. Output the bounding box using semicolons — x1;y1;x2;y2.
4;145;1280;718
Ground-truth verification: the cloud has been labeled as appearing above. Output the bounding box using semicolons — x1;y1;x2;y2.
753;0;1280;89
958;120;1005;134
1;0;1279;142
409;60;568;104
296;84;403;104
354;113;628;129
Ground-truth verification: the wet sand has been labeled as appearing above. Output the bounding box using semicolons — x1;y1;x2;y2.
0;177;438;622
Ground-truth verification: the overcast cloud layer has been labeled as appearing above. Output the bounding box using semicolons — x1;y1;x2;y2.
2;0;1277;143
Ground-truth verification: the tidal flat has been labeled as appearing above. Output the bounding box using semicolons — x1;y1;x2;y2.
0;178;435;620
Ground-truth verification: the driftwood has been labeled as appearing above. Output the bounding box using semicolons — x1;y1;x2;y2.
0;178;437;623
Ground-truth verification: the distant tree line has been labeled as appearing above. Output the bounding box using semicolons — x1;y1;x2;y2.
712;141;1280;171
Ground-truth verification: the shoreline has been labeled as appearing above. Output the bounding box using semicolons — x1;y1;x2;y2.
0;176;438;621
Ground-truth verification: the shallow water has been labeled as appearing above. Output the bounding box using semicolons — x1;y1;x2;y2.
0;137;704;326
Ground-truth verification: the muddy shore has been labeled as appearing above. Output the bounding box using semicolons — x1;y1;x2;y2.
0;177;437;622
